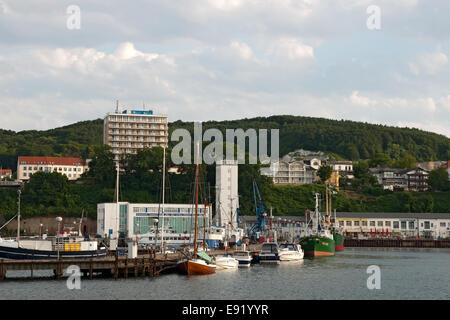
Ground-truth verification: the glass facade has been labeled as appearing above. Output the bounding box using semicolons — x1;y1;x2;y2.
119;204;128;232
133;216;209;235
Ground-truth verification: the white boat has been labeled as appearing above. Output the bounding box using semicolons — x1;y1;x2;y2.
233;250;252;267
214;254;239;269
278;243;304;261
258;242;280;264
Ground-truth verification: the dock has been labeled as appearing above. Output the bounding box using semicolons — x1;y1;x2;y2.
0;251;180;281
344;238;450;248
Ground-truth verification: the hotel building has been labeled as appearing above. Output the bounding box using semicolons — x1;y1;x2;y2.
17;156;89;181
103;108;169;161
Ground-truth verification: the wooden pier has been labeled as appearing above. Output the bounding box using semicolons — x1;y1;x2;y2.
344;238;450;248
0;251;181;281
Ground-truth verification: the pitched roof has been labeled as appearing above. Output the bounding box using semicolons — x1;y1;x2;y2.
18;156;86;166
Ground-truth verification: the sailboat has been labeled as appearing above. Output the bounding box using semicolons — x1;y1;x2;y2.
178;143;216;275
299;193;335;257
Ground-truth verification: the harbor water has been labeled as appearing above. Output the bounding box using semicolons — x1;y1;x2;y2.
1;248;449;300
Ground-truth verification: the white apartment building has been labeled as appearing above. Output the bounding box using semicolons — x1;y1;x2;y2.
17;156;89;181
103;108;168;161
261;160;317;184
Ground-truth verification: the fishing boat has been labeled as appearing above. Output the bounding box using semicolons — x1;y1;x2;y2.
299;193;335;257
233;250;252;267
177;142;216;276
325;185;345;252
278;243;304;261
0;202;106;260
214;254;239;269
332;228;345;252
258;242;280;264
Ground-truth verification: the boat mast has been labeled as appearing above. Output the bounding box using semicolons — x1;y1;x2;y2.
194;142;200;257
160;146;166;253
115;161;119;239
17;189;21;242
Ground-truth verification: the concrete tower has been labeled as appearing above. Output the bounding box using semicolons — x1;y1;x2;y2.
215;160;239;227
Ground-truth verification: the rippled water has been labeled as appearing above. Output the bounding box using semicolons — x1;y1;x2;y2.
1;248;449;300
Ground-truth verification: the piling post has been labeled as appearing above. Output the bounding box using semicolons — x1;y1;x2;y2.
89;258;93;280
114;252;119;280
56;259;62;280
30;261;34;280
0;259;4;281
134;257;138;277
125;256;128;278
142;257;146;276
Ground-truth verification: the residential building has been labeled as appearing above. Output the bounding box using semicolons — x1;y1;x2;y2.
0;169;12;180
325;170;340;189
261;160;316;185
406;168;429;192
369;167;409;190
328;160;354;179
17;156;88;181
334;212;450;239
97;202;211;239
103;106;168;161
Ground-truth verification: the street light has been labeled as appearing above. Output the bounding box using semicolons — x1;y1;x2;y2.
39;223;43;238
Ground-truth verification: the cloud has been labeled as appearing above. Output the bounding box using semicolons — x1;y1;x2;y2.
349;91;376;107
409;50;448;75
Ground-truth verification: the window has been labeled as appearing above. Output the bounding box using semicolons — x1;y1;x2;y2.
39;167;43;171
424;221;430;230
385;221;391;227
401;221;407;230
68;168;72;171
339;221;344;227
64;168;67;171
440;222;446;227
408;221;415;230
370;221;375;227
68;174;71;177
346;221;352;226
23;172;27;177
377;221;383;227
393;221;399;229
354;220;360;226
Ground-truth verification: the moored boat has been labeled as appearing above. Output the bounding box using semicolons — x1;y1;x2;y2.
233;250;252;267
300;233;335;257
214;254;239;269
258;242;280;264
278;243;304;261
333;231;344;252
178;258;216;275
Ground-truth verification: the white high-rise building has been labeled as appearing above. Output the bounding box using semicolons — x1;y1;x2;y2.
103;105;168;161
215;160;239;227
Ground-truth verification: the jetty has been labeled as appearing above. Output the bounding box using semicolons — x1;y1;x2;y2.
344;238;450;248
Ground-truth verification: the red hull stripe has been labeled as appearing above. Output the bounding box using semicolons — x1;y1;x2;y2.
335;244;344;251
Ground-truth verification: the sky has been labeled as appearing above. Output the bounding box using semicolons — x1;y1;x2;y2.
0;0;449;137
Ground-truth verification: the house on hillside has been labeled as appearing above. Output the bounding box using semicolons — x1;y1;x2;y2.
261;160;317;185
406;168;429;192
369;166;429;191
0;169;12;180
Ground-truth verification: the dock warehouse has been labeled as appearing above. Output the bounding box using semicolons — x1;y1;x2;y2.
97;202;211;239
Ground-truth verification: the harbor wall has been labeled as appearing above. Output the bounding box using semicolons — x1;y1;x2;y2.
4;216;97;236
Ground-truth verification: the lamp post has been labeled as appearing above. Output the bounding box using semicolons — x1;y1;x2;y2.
153;218;159;248
56;217;62;260
39;223;43;238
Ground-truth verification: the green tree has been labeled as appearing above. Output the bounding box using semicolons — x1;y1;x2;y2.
317;165;332;183
428;168;450;191
85;145;116;187
393;154;417;169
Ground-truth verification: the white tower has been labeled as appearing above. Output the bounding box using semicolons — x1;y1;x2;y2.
215;160;239;227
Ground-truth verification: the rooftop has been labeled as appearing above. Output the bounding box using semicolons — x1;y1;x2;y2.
18;156;86;166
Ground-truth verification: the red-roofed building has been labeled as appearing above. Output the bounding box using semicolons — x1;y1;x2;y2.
17;156;89;181
0;169;12;180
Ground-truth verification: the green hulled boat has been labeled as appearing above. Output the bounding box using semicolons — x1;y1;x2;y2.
333;232;344;251
300;235;335;257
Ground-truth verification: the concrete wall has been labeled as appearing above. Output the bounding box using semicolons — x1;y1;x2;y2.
4;216;97;236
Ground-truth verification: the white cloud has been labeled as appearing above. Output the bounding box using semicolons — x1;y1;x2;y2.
409;50;448;75
349;91;376;107
229;41;253;60
271;38;314;60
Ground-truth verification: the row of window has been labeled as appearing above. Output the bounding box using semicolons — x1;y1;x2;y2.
23;172;81;178
339;220;446;229
23;166;82;172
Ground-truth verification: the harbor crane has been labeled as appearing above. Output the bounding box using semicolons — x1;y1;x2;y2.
248;180;267;240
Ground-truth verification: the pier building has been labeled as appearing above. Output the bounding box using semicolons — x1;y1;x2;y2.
97;202;211;239
215;160;239;228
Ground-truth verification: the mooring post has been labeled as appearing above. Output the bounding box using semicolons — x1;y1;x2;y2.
114;252;118;280
125;256;128;278
0;259;4;281
30;261;34;280
134;257;138;277
89;258;93;280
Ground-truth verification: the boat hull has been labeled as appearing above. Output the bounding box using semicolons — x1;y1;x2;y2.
279;252;304;261
333;233;345;251
300;236;335;257
0;245;107;260
178;259;216;275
